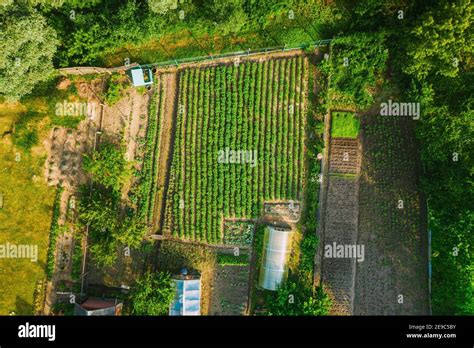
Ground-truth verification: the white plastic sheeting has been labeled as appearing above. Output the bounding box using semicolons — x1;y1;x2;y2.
169;278;201;316
258;226;293;291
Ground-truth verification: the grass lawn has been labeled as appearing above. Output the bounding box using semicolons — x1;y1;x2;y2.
331;111;360;138
0;103;55;314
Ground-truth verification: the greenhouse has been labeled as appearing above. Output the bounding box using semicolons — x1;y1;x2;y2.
169;274;201;316
258;225;294;291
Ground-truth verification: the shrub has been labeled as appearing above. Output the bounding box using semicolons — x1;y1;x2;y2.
217;253;249;266
103;74;128;106
130;271;175;316
46;186;63;280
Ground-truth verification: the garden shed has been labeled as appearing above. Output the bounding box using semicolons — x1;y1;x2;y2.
258;225;294;291
74;297;122;316
169;271;201;316
127;66;153;87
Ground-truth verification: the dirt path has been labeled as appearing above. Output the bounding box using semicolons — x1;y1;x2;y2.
152;72;178;233
125;89;150;163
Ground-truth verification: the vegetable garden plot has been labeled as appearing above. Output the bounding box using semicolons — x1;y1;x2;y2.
328;138;360;175
164;56;309;243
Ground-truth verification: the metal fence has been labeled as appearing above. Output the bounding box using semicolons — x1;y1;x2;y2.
141;39;332;69
57;39;332;76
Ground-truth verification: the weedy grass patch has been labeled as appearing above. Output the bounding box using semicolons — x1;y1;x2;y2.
331;111;360;138
0;106;55;314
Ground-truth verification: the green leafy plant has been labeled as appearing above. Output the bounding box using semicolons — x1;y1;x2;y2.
82;142;131;192
46;186;63;280
331;111;360;138
217;253;249;266
130;271;175;316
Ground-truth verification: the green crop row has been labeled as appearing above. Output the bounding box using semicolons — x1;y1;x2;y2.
164;57;308;243
46;186;63;280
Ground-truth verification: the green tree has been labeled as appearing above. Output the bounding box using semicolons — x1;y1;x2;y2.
302;287;332;316
77;185;120;267
266;281;332;316
0;7;58;101
83;142;131;192
408;73;474;315
79;140;146;268
78;187;119;232
115;214;147;249
130;271;175;315
88;236;118;267
203;0;248;35
403;0;473;80
327;33;388;109
147;0;177;14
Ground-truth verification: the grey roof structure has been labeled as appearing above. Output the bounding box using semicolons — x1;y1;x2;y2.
258;225;294;291
169;276;201;316
74;297;122;316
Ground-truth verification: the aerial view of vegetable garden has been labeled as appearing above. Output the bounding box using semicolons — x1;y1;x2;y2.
0;3;472;343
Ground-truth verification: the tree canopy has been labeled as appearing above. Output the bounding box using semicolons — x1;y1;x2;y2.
79;141;145;267
130;271;175;315
83;142;131;192
0;7;58;101
403;0;473;80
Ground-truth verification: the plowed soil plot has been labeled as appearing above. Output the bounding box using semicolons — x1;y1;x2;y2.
210;265;250;315
354;115;429;315
163;55;309;244
328;138;360;175
321;177;359;315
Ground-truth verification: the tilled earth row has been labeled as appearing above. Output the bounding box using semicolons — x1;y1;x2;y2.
328;137;360;175
321;177;359;315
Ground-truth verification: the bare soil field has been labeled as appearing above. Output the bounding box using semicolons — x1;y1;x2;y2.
320;177;359;315
317;109;429;315
354;115;429;315
100;84;150;166
151;72;178;232
210;264;250;315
